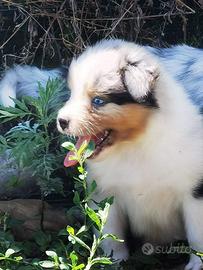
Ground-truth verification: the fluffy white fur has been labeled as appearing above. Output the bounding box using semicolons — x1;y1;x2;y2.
0;65;62;107
58;39;203;270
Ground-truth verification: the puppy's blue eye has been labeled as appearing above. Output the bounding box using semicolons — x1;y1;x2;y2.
92;97;106;107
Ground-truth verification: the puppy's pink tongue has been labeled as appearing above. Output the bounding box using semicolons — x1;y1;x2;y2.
64;136;91;167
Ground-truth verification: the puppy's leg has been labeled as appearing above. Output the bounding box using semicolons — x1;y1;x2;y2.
101;202;129;261
183;197;203;270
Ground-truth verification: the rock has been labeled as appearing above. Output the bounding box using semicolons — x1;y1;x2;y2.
0;199;68;240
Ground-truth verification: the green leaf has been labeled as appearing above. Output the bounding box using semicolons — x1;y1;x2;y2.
85;204;101;230
0;135;7;145
46;250;57;258
69;251;78;266
0;110;16;117
0;103;31;122
89;180;97;194
67;226;75;236
39;260;55;268
77;140;88;156
11;98;30;112
83;141;95;159
14;256;23;261
77;166;85;174
97;196;114;209
74;264;85;270
5;248;16;257
73;191;80;205
68;235;90;251
68;235;76;244
91;257;112;265
101;233;124;242
98;203;110;227
61;142;76;151
76;225;87;236
78;174;85;180
58;263;68;270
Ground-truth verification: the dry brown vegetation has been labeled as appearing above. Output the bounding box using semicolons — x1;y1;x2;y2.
0;0;203;69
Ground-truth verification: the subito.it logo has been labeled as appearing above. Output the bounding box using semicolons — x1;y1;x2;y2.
142;243;154;255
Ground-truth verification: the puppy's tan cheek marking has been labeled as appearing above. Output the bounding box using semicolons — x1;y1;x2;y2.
99;104;153;141
84;88;152;140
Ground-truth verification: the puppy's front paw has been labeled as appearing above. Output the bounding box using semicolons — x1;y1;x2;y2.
185;254;203;270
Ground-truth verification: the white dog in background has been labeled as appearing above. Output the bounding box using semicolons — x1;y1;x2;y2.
57;39;203;270
0;65;66;107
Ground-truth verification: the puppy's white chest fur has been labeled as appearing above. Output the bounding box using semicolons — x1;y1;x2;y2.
87;109;203;243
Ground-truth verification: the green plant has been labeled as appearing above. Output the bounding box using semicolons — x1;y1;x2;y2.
56;140;123;270
0;140;123;270
0;79;123;269
0;78;68;196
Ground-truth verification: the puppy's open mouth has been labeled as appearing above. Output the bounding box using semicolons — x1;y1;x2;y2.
64;130;113;167
92;129;112;157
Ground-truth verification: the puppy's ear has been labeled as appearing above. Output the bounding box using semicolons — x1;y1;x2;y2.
122;54;159;100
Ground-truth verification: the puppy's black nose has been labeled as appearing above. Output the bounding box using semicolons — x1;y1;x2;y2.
58;118;69;130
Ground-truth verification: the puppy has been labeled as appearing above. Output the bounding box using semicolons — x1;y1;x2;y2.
57;39;203;270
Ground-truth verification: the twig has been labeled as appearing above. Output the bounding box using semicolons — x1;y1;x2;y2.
0;17;29;49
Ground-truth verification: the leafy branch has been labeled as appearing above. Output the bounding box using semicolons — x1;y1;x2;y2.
60;140;123;270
